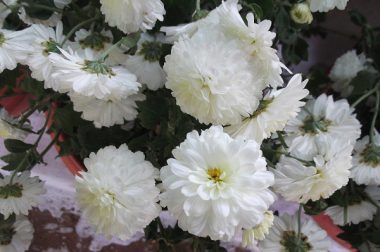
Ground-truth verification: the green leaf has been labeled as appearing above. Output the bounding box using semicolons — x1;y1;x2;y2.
22;0;56;20
349;10;367;27
4;139;33;153
0;149;39;171
350;71;380;96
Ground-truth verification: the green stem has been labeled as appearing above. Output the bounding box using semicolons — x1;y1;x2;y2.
61;16;101;46
196;0;201;11
0;0;10;9
369;90;380;143
264;148;313;165
352;84;379;108
277;131;288;149
39;132;60;158
34;105;52;147
18;99;49;126
98;38;124;61
297;204;302;240
9;152;29;184
23;3;62;13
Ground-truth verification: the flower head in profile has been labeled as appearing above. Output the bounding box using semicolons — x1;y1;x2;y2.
226;74;309;143
290;3;313;24
307;0;349;12
75;144;161;240
160;126;275;241
285;94;361;160
259;214;330;251
49;48;141;99
100;0;165;33
242;211;274;248
0;215;34;252
0;172;46;218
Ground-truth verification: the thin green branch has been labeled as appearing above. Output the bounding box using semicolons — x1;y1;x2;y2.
370;90;380;143
61;16;101;46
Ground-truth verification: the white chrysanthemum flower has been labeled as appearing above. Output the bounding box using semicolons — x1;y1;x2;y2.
164;32;263;125
123;33;165;91
160;126;276;241
0;215;34;252
325;201;377;226
285;94;361;160
259;214;330;251
226;74;309;143
350;132;380;185
0;172;46;218
307;0;349;12
49;48;141;99
242;211;274;248
329;50;369;97
290;3;313;24
0;28;32;73
272;139;352;203
69;92;145;128
100;0;165;33
0;109;28;140
18;0;71;27
75;144;161;240
25;22;65;89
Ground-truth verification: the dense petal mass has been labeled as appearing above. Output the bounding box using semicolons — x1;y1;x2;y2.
160;126;275;241
307;0;349;12
75;144;161;240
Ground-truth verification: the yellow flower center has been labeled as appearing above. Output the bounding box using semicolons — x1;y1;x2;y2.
207;168;223;183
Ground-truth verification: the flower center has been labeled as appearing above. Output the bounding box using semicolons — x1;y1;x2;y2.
251;98;273;118
0;183;23;199
301;117;331;134
0;227;15;245
139;41;162;62
280;230;312;252
42;38;60;56
207;168;224;183
82;60;115;76
80;33;111;51
0;32;6;46
360;144;380;167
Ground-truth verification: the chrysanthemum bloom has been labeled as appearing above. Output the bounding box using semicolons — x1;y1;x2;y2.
0;172;46;218
164;31;263;125
75;144;161;240
160;126;275;241
226;74;309;143
25;22;65;89
259;214;330;251
272;139;352;203
0;109;29;140
100;0;165;34
307;0;349;12
290;3;313;24
0;28;32;73
350;132;380;185
242;211;274;248
329;50;369;97
123;33;166;91
69;92;145;128
0;215;34;252
49;48;141;100
285;94;361;160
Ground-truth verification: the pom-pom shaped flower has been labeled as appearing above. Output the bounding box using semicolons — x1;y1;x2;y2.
0;215;34;252
100;0;165;34
226;74;309;143
307;0;349;12
259;214;330;251
0;172;46;218
75;144;161;240
290;3;313;24
160;126;275;241
285;94;361;160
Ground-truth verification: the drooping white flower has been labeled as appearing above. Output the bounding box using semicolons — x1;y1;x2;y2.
0;28;32;73
226;74;309;143
69;92;145;128
24;22;65;89
272;139;352;203
0;215;34;252
100;0;165;34
123;33;166;91
0;172;46;218
329;50;369;97
0;109;28;140
259;214;330;251
241;211;274;248
285;94;361;160
164;31;263;125
49;48;141;99
325;201;377;226
350;132;380;185
160;126;275;241
290;3;313;24
75;144;161;240
307;0;349;12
